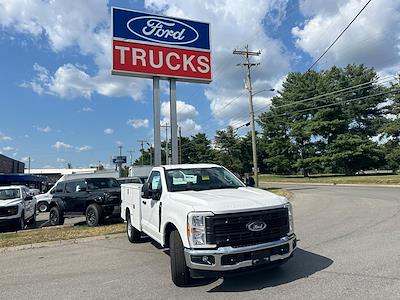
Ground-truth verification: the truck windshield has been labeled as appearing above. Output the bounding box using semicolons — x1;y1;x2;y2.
0;189;21;200
86;178;120;190
165;167;244;192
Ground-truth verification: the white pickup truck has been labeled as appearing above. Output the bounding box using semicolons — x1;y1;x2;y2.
121;164;296;286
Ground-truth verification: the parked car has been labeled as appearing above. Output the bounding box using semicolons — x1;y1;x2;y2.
48;177;121;227
121;164;296;286
34;184;56;213
117;176;147;185
0;185;37;230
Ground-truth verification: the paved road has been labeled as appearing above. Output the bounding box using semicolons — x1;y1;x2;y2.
1;184;399;299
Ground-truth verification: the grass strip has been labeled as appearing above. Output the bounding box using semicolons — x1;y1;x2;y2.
260;174;400;185
0;223;125;248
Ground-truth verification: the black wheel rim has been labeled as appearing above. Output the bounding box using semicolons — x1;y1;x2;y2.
87;208;96;225
50;211;58;224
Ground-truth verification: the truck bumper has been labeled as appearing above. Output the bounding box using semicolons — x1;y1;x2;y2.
184;234;297;273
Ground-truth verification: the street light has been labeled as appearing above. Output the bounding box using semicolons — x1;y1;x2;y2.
246;87;275;188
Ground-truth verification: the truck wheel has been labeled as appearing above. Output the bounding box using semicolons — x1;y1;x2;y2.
37;202;49;213
85;204;102;227
170;230;190;286
49;206;64;226
126;211;141;243
17;212;25;231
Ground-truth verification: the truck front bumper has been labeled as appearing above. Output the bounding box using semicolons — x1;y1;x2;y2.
184;234;297;272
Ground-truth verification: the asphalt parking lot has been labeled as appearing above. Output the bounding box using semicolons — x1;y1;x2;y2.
0;184;399;299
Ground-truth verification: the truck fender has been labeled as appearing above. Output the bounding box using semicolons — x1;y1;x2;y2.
161;219;189;249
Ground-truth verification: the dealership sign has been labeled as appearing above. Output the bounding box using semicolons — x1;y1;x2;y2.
112;8;211;83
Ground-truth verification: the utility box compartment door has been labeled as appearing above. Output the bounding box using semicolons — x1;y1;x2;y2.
121;183;142;231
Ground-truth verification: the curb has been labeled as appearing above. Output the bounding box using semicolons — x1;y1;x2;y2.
0;232;125;253
260;182;400;188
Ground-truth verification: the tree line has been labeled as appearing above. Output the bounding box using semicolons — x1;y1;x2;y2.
135;64;400;176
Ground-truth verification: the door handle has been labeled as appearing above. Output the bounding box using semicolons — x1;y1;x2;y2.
142;200;147;205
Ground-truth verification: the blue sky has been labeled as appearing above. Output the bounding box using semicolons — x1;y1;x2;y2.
0;0;399;168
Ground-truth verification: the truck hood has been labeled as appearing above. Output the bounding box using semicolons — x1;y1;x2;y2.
168;187;287;214
0;198;23;207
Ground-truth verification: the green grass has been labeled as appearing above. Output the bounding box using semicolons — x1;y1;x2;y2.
0;223;125;248
266;188;294;199
260;174;400;185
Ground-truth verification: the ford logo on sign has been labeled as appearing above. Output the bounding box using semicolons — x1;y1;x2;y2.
246;221;267;232
127;16;199;45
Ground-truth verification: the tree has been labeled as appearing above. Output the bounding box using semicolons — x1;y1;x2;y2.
214;126;243;173
259;64;386;175
182;133;215;164
380;76;400;171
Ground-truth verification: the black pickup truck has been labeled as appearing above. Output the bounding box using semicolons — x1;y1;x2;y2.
48;177;121;226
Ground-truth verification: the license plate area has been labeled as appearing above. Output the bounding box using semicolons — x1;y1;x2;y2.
251;249;271;265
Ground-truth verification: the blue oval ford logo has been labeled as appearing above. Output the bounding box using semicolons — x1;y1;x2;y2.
246;221;267;232
127;16;199;45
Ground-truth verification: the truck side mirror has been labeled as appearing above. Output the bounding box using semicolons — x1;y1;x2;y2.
142;182;150;198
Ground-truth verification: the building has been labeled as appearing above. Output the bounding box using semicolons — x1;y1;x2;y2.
0;154;25;174
26;168;119;184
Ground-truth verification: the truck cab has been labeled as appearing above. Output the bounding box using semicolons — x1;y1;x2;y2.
121;164;296;286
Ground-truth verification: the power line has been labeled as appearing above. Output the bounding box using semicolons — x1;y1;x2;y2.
307;0;373;71
228;75;396;129
233;88;399;130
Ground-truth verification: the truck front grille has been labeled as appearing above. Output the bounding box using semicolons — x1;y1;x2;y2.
206;208;289;247
0;206;19;217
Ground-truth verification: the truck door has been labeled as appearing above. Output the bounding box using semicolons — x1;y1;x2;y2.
141;171;163;241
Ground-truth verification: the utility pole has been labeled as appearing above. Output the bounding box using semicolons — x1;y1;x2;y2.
179;127;183;164
137;140;146;166
118;145;123;156
160;123;170;165
128;150;134;165
233;45;261;187
146;142;153;166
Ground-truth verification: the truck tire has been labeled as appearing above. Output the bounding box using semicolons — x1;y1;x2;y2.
85;204;102;227
37;201;49;213
126;211;141;243
31;206;37;227
49;206;64;226
17;212;25;231
170;230;190;286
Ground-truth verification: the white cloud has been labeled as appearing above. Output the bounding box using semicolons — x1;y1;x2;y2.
293;0;400;72
76;145;92;152
21;156;34;163
0;132;12;142
1;0;149;100
52;141;73;150
127;119;150;129
36;126;51;133
2;146;14;151
56;158;66;163
104;128;114;135
82;107;94;112
115;141;123;146
145;0;291;126
161;100;199;121
160;99;202;135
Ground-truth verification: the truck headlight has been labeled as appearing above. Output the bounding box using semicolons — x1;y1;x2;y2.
285;202;295;234
187;212;214;248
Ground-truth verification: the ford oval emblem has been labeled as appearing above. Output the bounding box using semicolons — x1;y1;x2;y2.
246;221;267;232
127;16;199;45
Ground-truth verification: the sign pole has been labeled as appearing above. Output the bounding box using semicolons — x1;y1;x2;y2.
153;77;161;166
170;79;179;164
